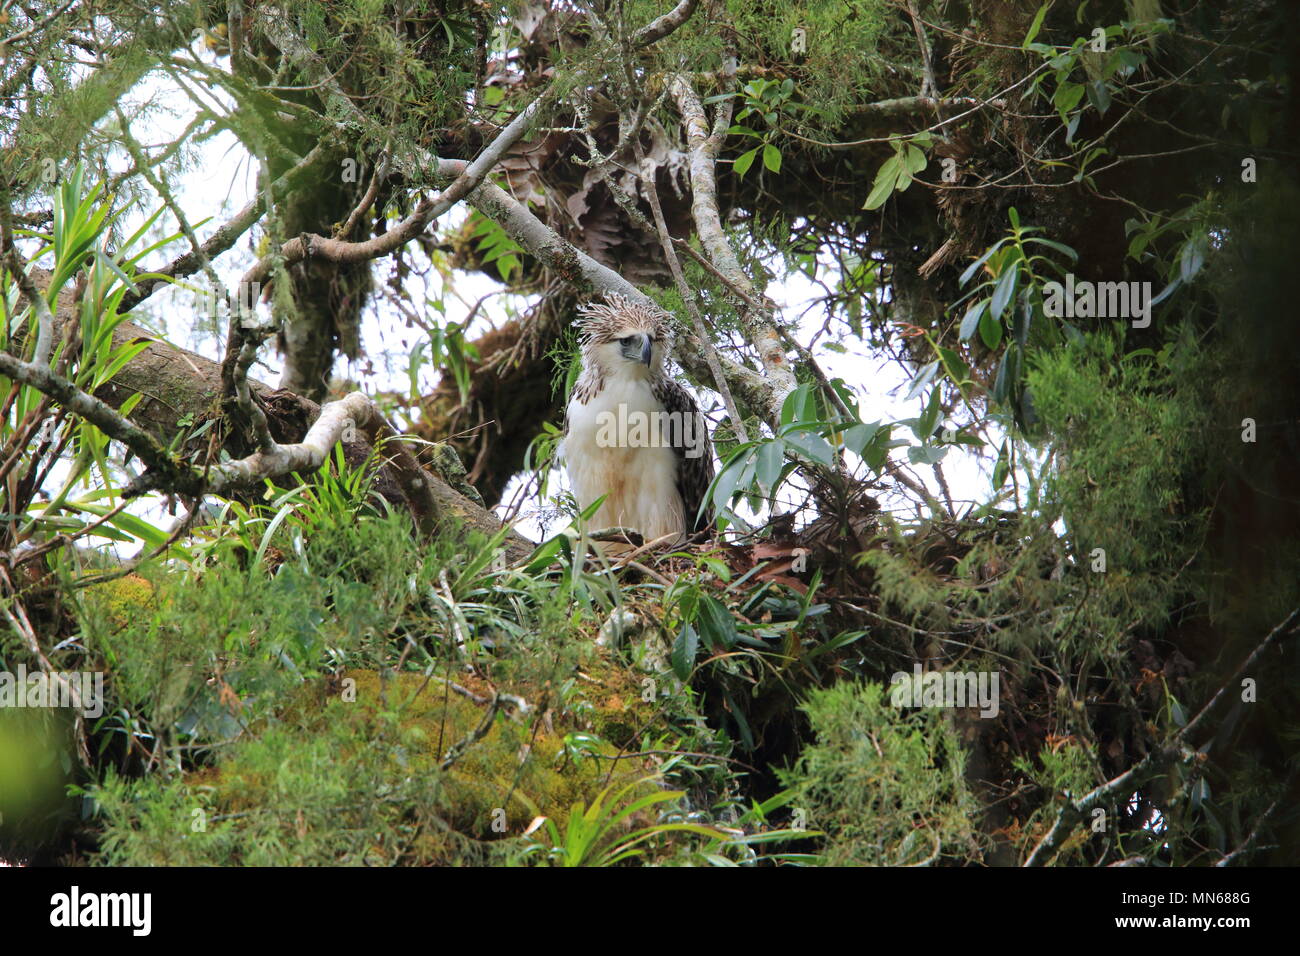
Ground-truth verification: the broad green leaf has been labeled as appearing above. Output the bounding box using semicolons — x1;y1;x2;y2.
780;383;816;426
862;424;894;472
1087;79;1112;115
907;444;949;465
1054;80;1085;116
711;456;749;511
980;308;1004;349
839;422;881;457
862;155;902;210
696;595;739;651
783;429;836;467
937;346;971;385
755;439;784;492
762;143;782;173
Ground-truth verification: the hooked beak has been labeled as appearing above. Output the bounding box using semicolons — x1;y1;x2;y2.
621;333;654;367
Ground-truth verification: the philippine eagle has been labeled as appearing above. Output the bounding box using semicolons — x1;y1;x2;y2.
562;295;715;545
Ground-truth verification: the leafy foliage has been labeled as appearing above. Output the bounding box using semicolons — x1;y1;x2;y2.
1;0;1297;869
780;681;986;865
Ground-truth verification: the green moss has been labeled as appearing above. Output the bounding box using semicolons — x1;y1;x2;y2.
82;573;155;632
89;666;662;865
327;668;653;835
569;647;661;749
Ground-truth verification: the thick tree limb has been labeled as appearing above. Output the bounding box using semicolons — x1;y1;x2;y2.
0;344;391;513
240;90;555;289
0;350;203;494
125;391;374;496
670;74;796;419
10;269;536;558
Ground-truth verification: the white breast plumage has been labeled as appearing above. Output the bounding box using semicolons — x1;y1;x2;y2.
563;375;685;542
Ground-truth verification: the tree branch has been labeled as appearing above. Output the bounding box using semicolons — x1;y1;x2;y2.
633;140;748;442
11;269;536;557
629;0;699;48
0;349;203;495
670;74;796;421
1023;607;1300;866
116;140;333;314
257;6;782;428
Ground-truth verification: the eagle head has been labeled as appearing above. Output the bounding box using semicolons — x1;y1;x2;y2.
576;294;673;379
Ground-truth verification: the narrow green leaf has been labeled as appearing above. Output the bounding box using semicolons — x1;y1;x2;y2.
1180;235;1206;282
1023;2;1051;48
990;263;1019;320
918;387;942;439
733;147;759;178
959;241;1005;286
696;595;739;651
992;345;1019;404
992;441;1010;489
959;297;988;341
904;360;939;402
1023;236;1079;261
